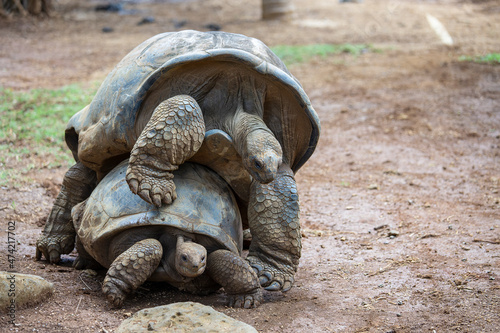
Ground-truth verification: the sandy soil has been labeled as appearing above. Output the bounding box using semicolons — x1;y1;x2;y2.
0;0;499;332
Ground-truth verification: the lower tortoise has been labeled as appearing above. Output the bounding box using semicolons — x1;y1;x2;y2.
73;161;262;308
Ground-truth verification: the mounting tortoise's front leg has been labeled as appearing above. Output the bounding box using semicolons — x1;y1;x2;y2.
36;162;97;263
102;238;162;307
207;250;262;308
126;95;205;207
246;164;301;292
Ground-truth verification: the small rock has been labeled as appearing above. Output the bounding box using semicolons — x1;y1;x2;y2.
204;23;221;31
102;27;114;33
0;272;53;310
95;3;123;12
116;302;257;333
173;19;187;29
388;230;399;237
137;16;155;26
374;224;389;231
368;183;379;190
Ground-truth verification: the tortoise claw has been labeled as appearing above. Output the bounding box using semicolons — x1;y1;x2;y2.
36;233;75;264
282;280;293;292
152;193;162;207
126;164;177;207
128;178;139;194
255;266;273;287
264;281;281;291
227;289;262;308
138;189;153;206
247;255;295;292
162;192;172;205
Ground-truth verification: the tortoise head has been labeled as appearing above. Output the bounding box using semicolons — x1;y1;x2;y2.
243;128;283;184
175;235;207;278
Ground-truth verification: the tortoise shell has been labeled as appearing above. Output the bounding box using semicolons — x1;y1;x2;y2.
65;30;320;180
74;161;242;267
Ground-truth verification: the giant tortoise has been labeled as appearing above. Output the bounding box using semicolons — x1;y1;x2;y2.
36;30;320;293
72;161;261;308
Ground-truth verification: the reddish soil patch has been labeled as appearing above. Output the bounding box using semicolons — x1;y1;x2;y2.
1;0;499;332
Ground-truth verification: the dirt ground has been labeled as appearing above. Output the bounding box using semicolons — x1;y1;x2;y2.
1;0;499;332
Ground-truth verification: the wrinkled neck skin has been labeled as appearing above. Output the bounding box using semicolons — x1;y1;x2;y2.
150;249;188;283
227;110;283;184
149;234;189;283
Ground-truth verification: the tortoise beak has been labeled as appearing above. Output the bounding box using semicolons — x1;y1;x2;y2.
180;261;206;278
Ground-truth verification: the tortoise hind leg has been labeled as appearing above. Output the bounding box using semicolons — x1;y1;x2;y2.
246;163;301;292
36;162;97;263
206;250;262;308
102;238;162;307
126;95;205;207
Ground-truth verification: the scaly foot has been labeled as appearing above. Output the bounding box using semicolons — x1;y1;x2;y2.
126;95;205;207
247;164;301;292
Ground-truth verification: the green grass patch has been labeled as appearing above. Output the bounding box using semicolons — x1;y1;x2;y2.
271;43;373;66
459;53;500;65
0;84;96;186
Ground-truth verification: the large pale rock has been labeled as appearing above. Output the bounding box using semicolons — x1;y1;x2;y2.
116;301;257;333
0;272;54;311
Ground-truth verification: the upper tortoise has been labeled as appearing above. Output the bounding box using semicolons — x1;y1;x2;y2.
36;30;320;295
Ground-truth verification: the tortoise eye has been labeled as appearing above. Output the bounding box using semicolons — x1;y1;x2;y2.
181;255;188;262
254;160;263;170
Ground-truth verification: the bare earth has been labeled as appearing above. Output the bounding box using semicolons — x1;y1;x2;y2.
0;0;499;332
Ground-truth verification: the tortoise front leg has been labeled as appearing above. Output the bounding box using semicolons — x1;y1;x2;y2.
126;95;205;207
36;162;97;263
102;238;162;307
246;164;301;292
207;250;262;308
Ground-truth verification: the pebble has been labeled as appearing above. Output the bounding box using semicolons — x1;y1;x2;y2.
388;230;399;237
137;16;155;26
